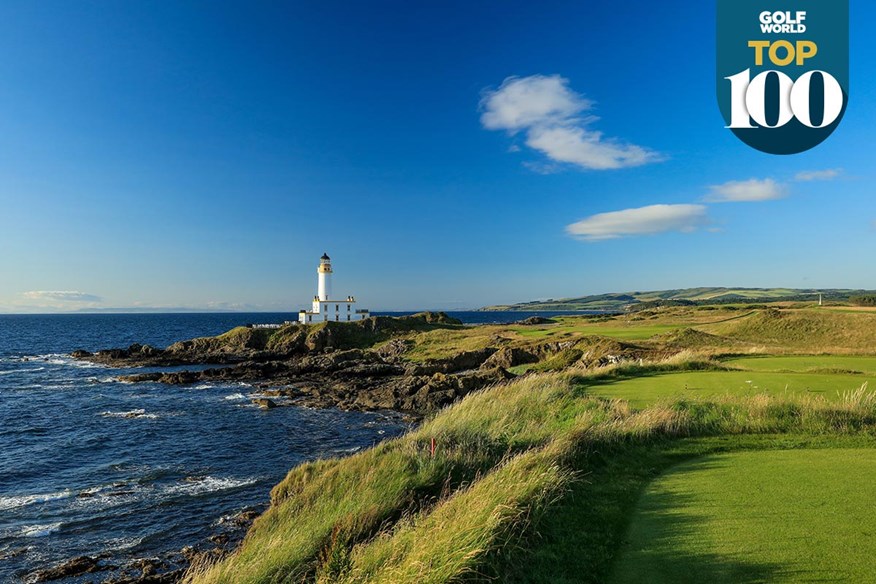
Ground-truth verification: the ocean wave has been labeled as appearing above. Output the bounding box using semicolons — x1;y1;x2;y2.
0;490;74;511
69;475;256;510
24;353;101;369
100;409;159;420
68;484;139;511
0;544;34;561
23;353;66;363
39;384;78;391
223;393;247;401
17;523;63;538
194;384;215;390
7;367;46;374
164;476;258;498
104;536;143;551
75;485;107;498
70;360;101;369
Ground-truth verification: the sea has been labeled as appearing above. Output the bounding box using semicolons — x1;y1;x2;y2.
0;311;591;582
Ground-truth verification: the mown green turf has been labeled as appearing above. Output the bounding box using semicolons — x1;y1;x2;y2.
583;370;874;408
610;449;876;583
725;354;876;375
510;322;682;340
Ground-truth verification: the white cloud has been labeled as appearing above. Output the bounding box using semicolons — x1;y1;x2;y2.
566;204;708;241
795;168;842;182
704;178;787;203
22;290;102;302
480;74;590;131
526;125;659;170
480;75;662;171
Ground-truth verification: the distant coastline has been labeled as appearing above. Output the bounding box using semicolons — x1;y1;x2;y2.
479;286;876;312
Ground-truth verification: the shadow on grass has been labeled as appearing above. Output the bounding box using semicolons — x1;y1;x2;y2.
490;436;831;584
566;364;727;397
606;458;790;584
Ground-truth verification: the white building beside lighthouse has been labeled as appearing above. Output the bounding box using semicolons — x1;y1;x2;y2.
298;253;370;324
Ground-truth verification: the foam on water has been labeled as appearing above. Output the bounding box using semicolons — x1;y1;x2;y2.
70;360;102;369
17;523;63;538
0;312;411;581
100;409;160;419
163;476;259;498
104;536;143;551
0;490;75;511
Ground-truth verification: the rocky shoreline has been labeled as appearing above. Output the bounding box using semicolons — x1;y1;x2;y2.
52;313;528;583
59;312;644;583
26;505;262;584
70;313;546;416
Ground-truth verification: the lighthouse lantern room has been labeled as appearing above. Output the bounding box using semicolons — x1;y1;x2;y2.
299;253;370;324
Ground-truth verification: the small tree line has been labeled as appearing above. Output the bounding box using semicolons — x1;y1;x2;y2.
849;295;876;307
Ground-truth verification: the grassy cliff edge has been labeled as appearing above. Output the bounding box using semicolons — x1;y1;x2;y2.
184;361;876;583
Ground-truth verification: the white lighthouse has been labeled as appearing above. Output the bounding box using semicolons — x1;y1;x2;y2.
317;253;332;301
299;253;370;324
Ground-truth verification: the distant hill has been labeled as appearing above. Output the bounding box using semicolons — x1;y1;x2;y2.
479;288;876;312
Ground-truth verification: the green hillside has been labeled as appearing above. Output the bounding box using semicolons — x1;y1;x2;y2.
481;287;876;312
180;305;876;584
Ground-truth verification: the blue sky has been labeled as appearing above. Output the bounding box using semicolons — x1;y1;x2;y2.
1;1;874;312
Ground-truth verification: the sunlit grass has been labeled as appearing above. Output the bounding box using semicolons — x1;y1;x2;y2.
610;448;876;583
723;354;876;375
582;369;876;409
186;367;876;584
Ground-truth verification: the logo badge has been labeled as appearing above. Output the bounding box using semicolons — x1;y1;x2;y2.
717;1;849;155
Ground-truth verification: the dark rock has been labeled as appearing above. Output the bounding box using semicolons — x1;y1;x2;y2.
402;311;463;325
334;363;404;377
158;371;201;385
122;557;166;579
446;348;498;371
119;371;204;385
104;568;185;584
481;347;539;369
405;348;498;376
99;349;130;360
138;345;160;357
374;339;412;360
219;506;262;528
118;373;163;383
260;387;297;398
71;349;93;359
517;316;557;325
30;556;111;582
208;533;230;546
75;315;525;416
0;546;29;560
